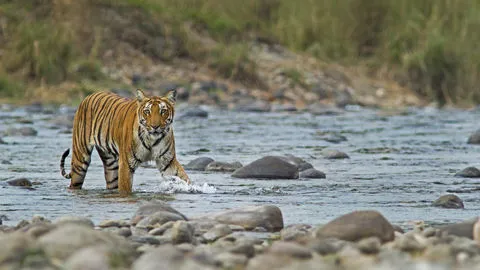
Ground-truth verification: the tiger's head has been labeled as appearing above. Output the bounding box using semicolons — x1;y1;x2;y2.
136;89;176;137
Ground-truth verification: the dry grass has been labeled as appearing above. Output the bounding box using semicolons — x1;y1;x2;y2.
1;0;480;105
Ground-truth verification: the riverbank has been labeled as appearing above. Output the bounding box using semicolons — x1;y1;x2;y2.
4;0;473;109
1;201;479;270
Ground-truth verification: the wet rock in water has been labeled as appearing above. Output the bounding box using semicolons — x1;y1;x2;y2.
24;102;43;113
4;127;38;137
177;107;209;119
271;103;297;112
6;178;32;187
54;216;95;228
48;114;74;129
280;224;312;241
38;224;134;261
170;220;195;244
268;241;313;259
205;161;243;172
232;156;299;179
315;210;395;243
282;154;313;172
131;201;187;225
308;104;344;116
185;157;215;171
2;160;12;164
432;194;464;209
299;168;326;179
455;166;480;178
15;117;33;124
0;137;6;144
234;100;271;112
203;224;233;242
467;129;480;144
316;131;348;144
439;219;476;239
194;205;283;232
322;149;350;159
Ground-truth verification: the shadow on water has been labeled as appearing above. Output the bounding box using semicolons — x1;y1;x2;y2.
1;107;480;227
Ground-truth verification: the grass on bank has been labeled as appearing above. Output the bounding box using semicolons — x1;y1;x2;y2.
2;0;480;106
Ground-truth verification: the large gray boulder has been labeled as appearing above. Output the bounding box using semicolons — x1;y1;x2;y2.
194;205;284;232
232;156;299;179
315;210;395;243
37;224;134;261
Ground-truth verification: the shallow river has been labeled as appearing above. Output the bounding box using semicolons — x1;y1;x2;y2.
1;105;480;229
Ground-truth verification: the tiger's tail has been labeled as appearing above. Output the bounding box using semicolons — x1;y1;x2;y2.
60;148;72;179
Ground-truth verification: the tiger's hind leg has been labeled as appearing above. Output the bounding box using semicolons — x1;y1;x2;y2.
69;144;94;189
96;146;119;189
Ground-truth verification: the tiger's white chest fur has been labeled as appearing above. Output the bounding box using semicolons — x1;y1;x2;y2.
132;129;174;170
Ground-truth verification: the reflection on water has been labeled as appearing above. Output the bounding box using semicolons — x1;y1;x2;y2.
1;106;480;227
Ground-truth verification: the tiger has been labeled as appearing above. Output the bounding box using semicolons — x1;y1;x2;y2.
60;89;190;194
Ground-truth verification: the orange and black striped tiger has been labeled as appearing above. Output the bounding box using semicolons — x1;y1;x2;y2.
60;89;190;194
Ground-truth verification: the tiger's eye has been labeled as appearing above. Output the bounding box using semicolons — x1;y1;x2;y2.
143;109;150;115
160;109;167;115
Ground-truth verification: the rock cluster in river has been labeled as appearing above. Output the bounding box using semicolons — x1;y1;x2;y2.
232;155;326;180
2;201;480;270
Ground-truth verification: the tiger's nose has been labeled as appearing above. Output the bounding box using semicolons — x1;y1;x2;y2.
152;125;161;130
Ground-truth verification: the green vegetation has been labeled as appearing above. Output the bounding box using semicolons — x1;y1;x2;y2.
1;0;480;105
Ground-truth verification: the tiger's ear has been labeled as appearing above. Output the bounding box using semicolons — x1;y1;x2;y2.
165;89;177;104
136;89;146;102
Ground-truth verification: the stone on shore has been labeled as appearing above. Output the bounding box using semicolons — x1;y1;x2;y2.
232;156;299;179
37;224;134;261
315;210;395;243
131;201;187;225
194;205;284;232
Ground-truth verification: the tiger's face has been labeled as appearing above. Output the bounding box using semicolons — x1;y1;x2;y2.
136;89;176;137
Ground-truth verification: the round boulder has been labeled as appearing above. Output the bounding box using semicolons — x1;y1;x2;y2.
299;168;326;179
467;129;480;144
455;166;480;178
185;157;215;171
231;156;299;179
314;210;395;243
432;194;464;209
4;127;38;137
7;178;32;187
322;150;350;159
205;161;243;172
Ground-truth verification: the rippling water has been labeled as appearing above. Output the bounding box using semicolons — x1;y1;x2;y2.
1;105;480;228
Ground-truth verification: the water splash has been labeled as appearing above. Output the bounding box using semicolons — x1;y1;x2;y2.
155;176;217;194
